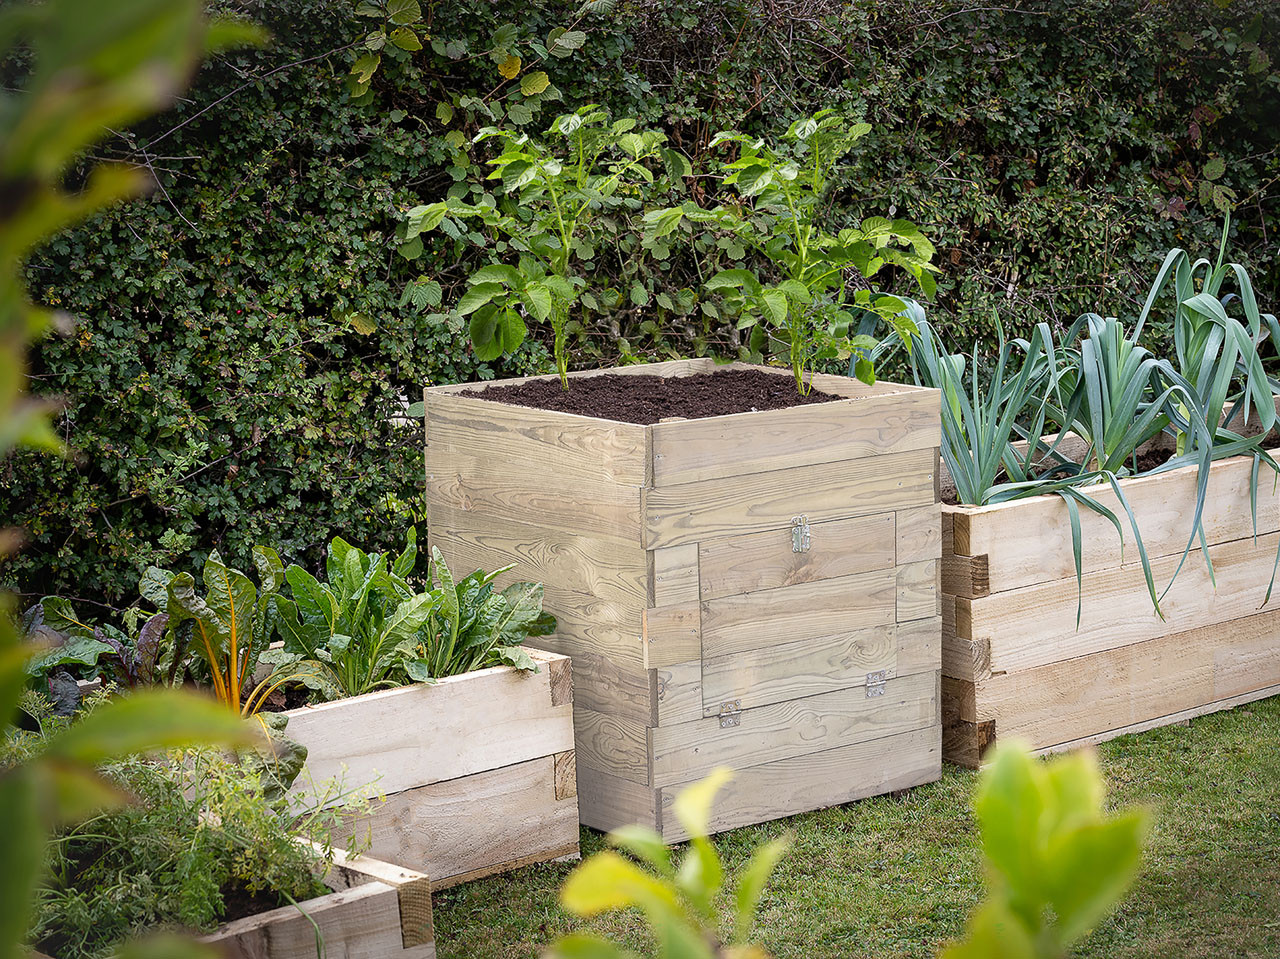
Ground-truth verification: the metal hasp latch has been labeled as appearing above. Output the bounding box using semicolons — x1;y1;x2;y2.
866;670;887;698
791;514;811;553
717;700;742;729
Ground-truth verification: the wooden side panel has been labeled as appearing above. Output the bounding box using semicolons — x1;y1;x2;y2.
966;531;1280;674
697;513;896;601
428;504;647;605
658;725;941;842
699;618;938;713
650;387;941;485
699;568;898;659
896;560;938;622
649;671;938;787
954;454;1280;594
643;603;701;669
654;661;704;726
339;756;580;890
642;448;938;549
202;882;434;959
573;707;651;784
286;651;573;803
576;765;662;834
976;607;1280;751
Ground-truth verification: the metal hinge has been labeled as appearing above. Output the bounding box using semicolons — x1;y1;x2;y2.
866;670;887;698
716;700;742;728
791;514;811;553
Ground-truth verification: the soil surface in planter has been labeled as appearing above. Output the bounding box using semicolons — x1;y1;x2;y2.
462;368;843;425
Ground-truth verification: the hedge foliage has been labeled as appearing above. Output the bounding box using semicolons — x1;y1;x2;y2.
4;0;1278;603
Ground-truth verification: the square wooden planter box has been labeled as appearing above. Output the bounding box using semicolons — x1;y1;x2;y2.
284;647;579;887
424;359;944;840
942;451;1280;767
201;848;434;958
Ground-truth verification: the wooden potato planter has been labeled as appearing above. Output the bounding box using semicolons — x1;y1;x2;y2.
201;848;434;958
284;647;579;887
424;359;944;840
942;451;1280;767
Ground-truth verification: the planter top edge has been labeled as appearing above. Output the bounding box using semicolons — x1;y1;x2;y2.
942;447;1280;518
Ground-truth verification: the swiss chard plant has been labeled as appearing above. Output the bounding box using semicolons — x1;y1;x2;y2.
646;111;937;393
402;106;682;388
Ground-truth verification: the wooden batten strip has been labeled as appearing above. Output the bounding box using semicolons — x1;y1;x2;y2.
649;543;700;606
897;504;943;564
643;602;701;669
895;560;939;622
642;447;938;549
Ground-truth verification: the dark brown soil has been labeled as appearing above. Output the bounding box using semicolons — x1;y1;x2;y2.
257;683;312;713
461;368;843;425
220;881;292;922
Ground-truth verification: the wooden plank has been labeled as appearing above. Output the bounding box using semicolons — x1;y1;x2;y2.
427;449;641;544
942;553;989;599
530;643;654;725
576;765;661;834
650;670;938;787
649;543;700;606
202;882;433;959
700;568;898;659
428;505;647;606
426;392;647;485
942;631;991;683
700;617;940;713
655;661;703;726
643;602;701;669
642;447;938;549
286;651;573;804
974;607;1280;750
426;357;715;395
319;849;433;949
896;560;938;622
658;724;941;842
335;756;579;890
649;386;940;486
531;589;646;671
1033;683;1280;759
554;750;577;800
697;512;896;601
964;531;1280;674
897;504;942;564
949;453;1280;594
573;707;651;785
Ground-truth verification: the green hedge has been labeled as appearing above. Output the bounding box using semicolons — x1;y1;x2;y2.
4;0;1277;603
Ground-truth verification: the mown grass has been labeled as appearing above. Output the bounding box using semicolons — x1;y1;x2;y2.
434;695;1280;959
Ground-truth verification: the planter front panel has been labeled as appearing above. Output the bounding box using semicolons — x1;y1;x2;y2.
426;360;944;838
285;648;578;887
942;453;1280;767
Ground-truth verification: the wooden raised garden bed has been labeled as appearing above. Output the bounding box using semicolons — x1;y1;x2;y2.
942;451;1280;767
424;359;944;840
201;848;434;958
284;647;579;888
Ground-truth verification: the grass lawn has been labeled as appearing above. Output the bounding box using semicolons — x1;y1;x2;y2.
433;694;1280;958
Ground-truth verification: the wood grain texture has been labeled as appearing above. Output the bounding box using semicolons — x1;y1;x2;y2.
529;589;646;671
285;650;573;804
896;560;939;623
553;750;577;800
426;357;715;395
897;504;942;564
963;531;1280;674
649;670;938;787
642;447;938;549
334;756;579;890
649;382;940;485
658;724;941;842
643;602;701;669
320;849;433;949
947;453;1280;594
697;512;896;601
973;607;1280;751
426;392;647;485
649;543;700;606
576;764;661;834
202;882;435;959
429;504;647;605
700;568;898;659
573;707;651;784
655;661;704;726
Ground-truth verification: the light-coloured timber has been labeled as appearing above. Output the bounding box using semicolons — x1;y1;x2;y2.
643;447;938;549
941;449;1280;766
202;851;434;958
697;512;896;601
426;360;943;836
284;648;579;886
